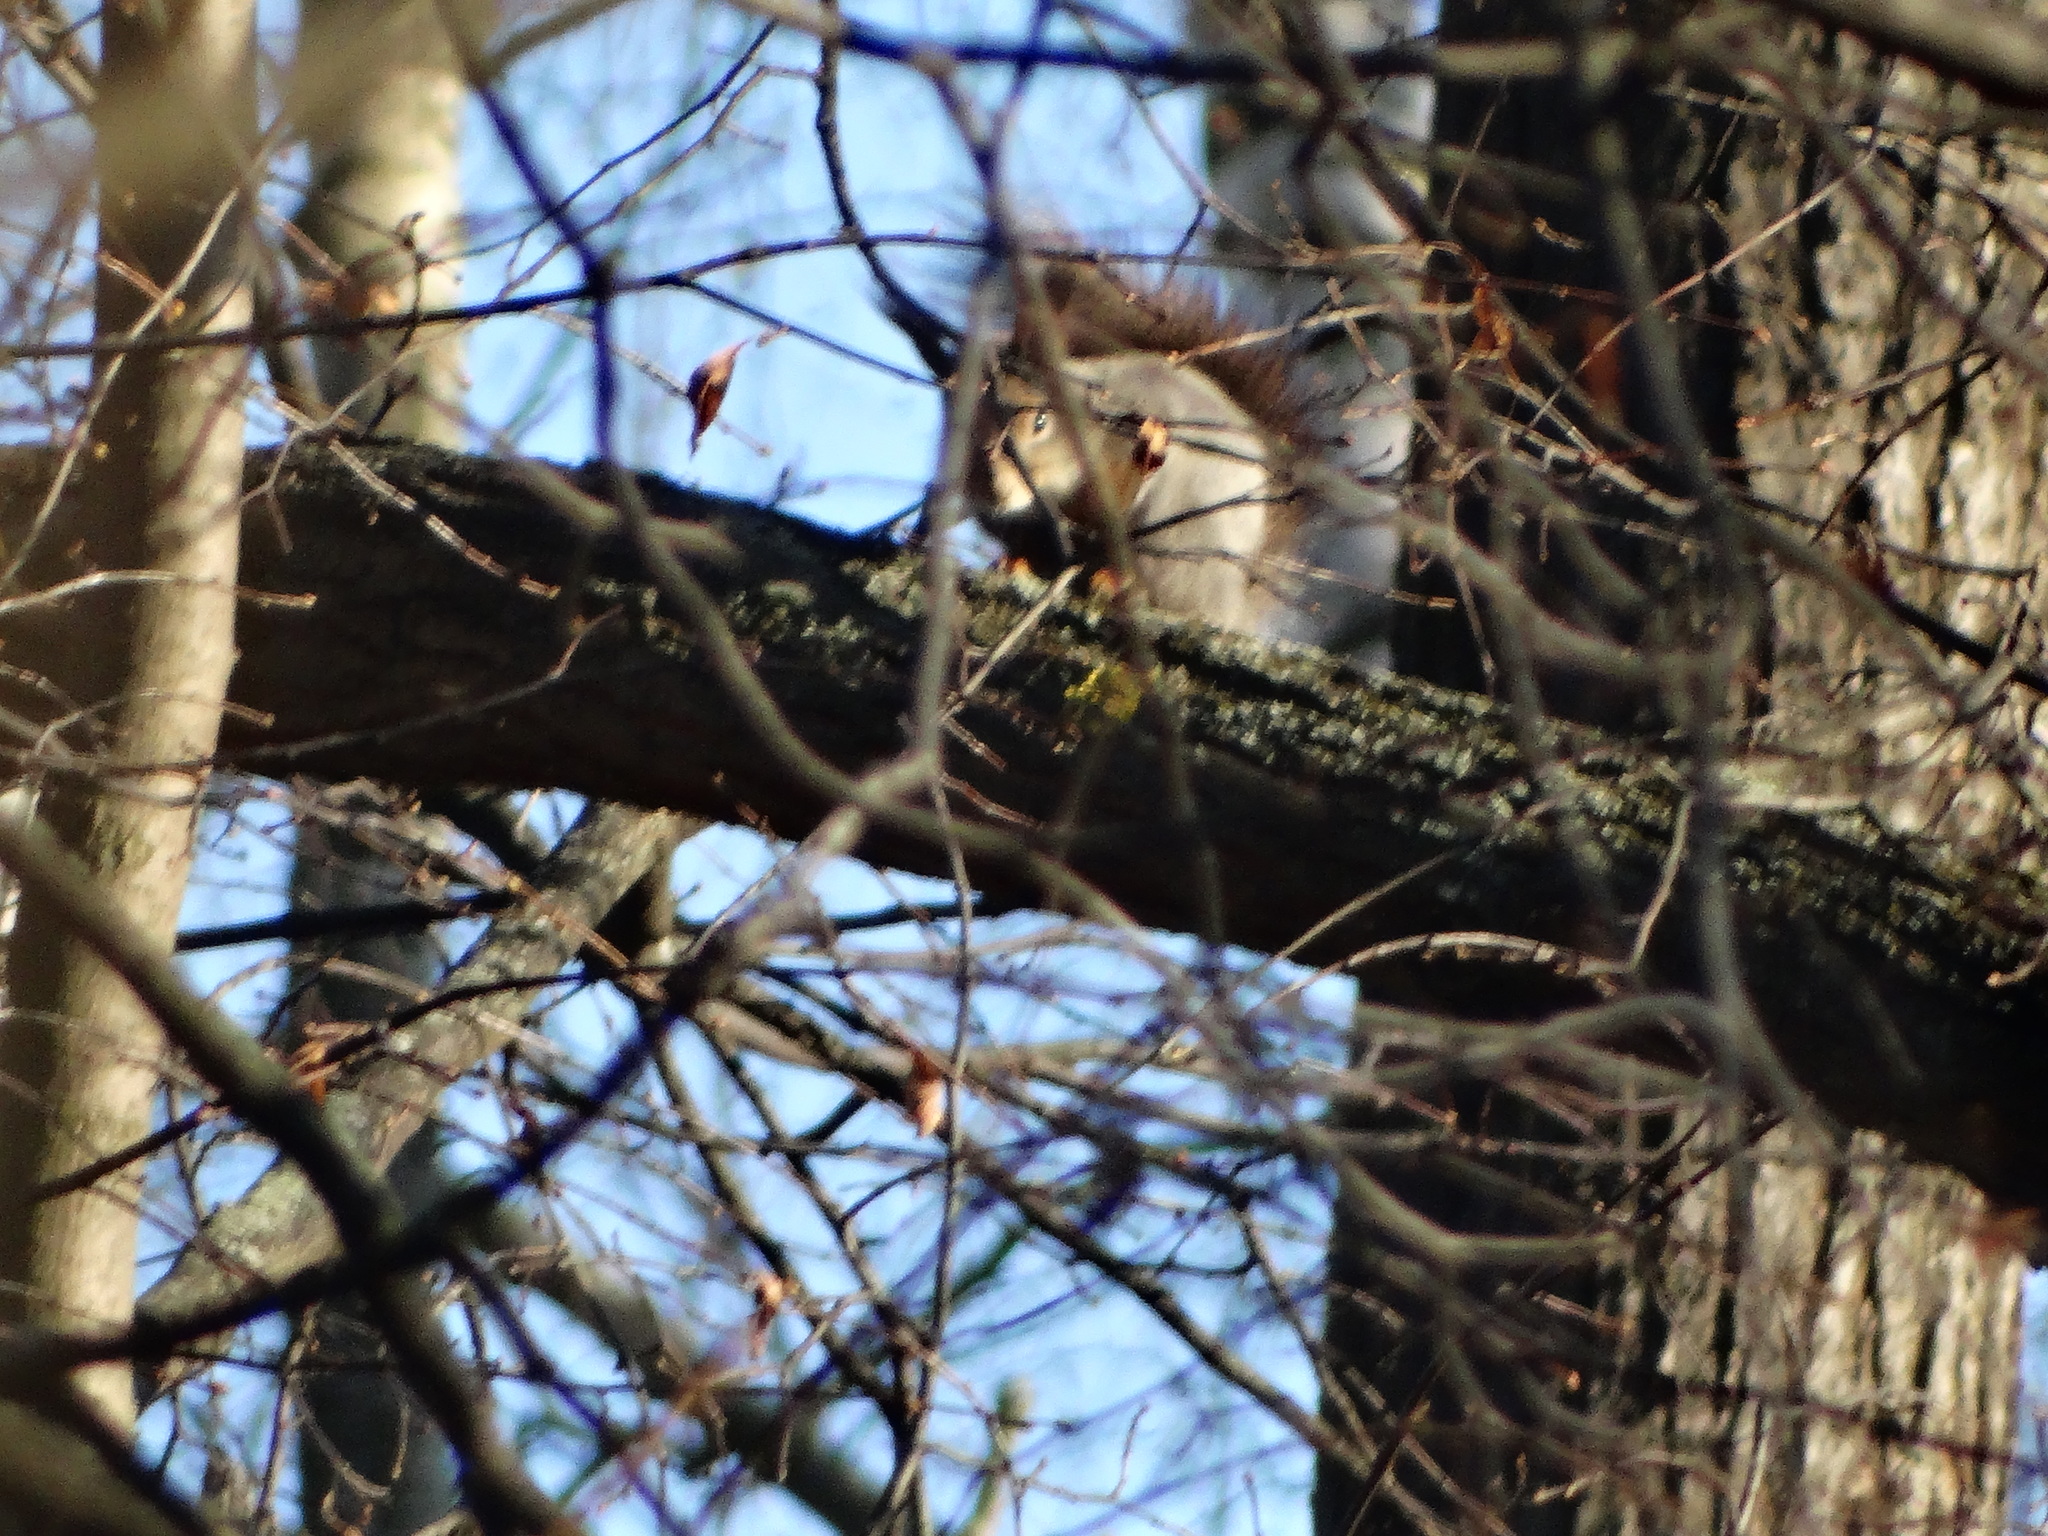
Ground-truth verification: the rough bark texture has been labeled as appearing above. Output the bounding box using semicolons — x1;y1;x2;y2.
1731;23;2048;858
1701;17;2048;1532
1634;1126;2018;1535
0;0;255;1446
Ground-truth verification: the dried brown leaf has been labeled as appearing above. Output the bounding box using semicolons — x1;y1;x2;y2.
905;1052;947;1138
687;341;745;454
747;1270;789;1357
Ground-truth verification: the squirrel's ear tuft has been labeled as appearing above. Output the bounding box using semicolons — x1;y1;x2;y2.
1035;257;1084;314
1031;258;1164;359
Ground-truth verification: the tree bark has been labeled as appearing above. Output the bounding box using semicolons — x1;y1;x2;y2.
1626;1125;2018;1535
0;0;255;1450
1731;21;2048;862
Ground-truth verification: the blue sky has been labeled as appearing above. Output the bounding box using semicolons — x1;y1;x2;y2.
462;0;1208;525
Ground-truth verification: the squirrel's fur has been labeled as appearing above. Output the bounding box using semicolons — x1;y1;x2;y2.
950;256;1394;664
1017;259;1329;447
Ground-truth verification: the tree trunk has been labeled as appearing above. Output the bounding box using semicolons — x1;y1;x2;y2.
0;0;255;1450
1293;0;2031;1529
289;0;472;446
282;4;475;1529
1623;1125;2019;1535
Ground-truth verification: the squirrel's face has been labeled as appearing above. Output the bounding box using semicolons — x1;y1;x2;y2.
980;376;1149;530
988;396;1083;518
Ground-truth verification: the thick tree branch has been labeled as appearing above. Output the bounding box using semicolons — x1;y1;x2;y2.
1;438;2042;1210
1769;0;2048;108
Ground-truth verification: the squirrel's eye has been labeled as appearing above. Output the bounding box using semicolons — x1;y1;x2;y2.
1030;410;1050;434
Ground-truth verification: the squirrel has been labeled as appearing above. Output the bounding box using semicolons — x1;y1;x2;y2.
943;258;1399;668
